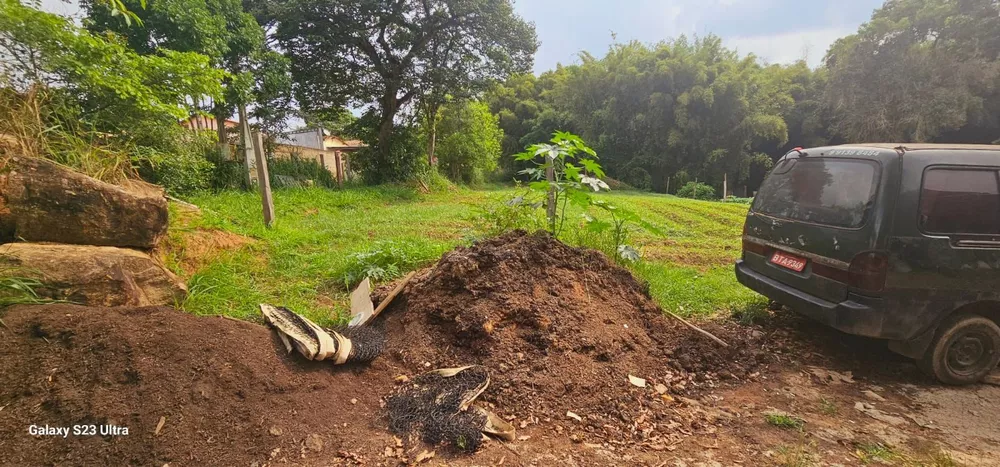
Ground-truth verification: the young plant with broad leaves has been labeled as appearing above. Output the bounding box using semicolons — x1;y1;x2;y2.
514;131;657;264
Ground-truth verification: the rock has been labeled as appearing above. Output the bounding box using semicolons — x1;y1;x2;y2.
304;434;323;452
0;156;168;248
269;426;283;436
862;390;886;402
854;402;906;426
0;243;186;306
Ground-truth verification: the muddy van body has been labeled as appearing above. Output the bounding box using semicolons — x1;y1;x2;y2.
736;143;1000;384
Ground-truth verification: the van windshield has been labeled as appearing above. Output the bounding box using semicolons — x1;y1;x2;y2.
753;158;879;228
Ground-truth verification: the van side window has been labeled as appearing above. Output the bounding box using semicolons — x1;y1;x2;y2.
919;168;1000;235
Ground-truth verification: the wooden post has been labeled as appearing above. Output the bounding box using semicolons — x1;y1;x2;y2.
545;165;556;231
252;130;275;227
238;104;254;188
334;152;344;187
723;173;728;199
666;176;671;195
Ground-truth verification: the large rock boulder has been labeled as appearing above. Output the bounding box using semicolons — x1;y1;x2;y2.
0;243;186;307
0;156;168;248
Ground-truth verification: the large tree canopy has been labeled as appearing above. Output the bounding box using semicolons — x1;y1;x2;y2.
823;0;1000;142
270;0;537;164
82;0;294;136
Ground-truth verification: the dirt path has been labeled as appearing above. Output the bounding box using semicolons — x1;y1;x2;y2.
453;312;999;467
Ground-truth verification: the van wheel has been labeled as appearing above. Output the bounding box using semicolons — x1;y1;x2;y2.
918;314;1000;385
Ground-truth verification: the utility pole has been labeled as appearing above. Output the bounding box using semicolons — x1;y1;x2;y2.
252;130;275;227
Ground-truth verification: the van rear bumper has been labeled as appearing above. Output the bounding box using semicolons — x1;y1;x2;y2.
735;260;887;338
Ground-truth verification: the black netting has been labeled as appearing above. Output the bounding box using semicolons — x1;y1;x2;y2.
333;325;386;363
386;366;490;452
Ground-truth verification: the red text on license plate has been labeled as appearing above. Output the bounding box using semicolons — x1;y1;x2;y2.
770;251;807;272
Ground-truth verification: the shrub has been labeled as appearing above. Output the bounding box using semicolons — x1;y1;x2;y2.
349;111;425;185
268;155;336;188
435;101;503;185
676;181;716;200
622;166;652;191
136;130;217;195
474;190;545;237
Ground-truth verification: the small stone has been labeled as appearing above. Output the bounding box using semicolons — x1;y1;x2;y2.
628;375;646;388
862;390;886;402
519;420;528;429
570;434;582;443
383;446;394;457
268;426;283;436
394;375;409;384
654;383;668;394
423;362;431;368
350;398;358;405
304;434;323;452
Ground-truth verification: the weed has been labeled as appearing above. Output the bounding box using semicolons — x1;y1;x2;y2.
818;398;838;415
774;438;817;467
765;412;805;430
336;240;444;289
473;189;544;237
732;300;770;325
855;442;903;464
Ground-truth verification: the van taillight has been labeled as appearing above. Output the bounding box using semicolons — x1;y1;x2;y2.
848;251;888;293
742;237;766;256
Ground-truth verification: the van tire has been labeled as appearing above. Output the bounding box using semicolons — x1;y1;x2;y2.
918;314;1000;385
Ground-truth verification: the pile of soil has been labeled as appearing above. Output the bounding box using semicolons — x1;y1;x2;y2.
378;231;772;441
0;305;395;466
0;232;772;464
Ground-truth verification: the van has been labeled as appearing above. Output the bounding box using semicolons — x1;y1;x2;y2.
736;143;1000;385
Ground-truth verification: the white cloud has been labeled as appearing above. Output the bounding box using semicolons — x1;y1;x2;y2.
724;27;854;68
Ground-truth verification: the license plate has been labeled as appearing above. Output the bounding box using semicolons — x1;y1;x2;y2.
770;251;807;272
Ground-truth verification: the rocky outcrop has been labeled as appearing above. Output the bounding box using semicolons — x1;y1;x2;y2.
0;243;186;307
0;156;168;248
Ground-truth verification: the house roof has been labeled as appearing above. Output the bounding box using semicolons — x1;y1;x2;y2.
324;135;365;149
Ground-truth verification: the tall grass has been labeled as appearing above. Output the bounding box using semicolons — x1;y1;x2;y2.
0;87;136;183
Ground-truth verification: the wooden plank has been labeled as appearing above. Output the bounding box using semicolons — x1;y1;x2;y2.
251;130;275;227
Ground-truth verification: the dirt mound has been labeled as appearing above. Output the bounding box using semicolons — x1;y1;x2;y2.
378;231;772;441
0;304;396;466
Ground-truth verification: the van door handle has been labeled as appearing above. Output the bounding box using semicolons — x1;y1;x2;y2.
955;239;1000;248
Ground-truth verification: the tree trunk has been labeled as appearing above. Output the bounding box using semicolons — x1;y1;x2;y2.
426;102;439;166
214;109;230;160
377;88;400;164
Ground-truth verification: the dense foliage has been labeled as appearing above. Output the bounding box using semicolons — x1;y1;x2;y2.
488;0;1000;195
268;0;537;165
435;101;504;184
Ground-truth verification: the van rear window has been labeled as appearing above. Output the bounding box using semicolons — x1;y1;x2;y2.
753;158;878;228
920;168;1000;234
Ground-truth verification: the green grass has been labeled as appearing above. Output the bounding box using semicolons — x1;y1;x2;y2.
175;185;765;325
765;412;806;430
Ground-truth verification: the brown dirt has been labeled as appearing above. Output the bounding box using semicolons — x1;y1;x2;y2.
376;231;772;445
0;304;397;466
2;231;994;465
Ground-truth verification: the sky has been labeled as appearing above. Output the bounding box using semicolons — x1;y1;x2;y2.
40;0;886;72
513;0;886;72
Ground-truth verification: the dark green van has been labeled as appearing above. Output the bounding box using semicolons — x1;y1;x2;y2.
736;143;1000;385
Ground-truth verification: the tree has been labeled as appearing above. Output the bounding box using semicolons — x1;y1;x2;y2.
823;0;1000;142
435;100;503;184
83;0;293;147
0;0;224;129
271;0;537;168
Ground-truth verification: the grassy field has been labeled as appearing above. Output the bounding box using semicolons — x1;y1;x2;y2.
168;185;764;325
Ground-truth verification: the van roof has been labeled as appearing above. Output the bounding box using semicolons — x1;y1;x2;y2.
839;143;1000;152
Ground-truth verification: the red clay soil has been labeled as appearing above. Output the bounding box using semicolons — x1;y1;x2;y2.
0;231;772;465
